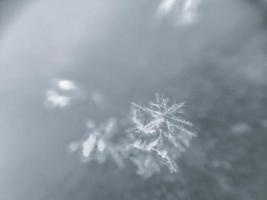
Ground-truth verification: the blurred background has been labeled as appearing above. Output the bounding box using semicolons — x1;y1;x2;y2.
0;0;267;199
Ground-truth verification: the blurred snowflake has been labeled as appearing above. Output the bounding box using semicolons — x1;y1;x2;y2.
157;0;176;17
156;0;202;26
179;0;202;26
69;118;125;168
129;94;196;177
44;79;81;109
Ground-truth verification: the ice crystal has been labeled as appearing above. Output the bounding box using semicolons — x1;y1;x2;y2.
129;94;195;176
44;79;81;109
69;118;125;168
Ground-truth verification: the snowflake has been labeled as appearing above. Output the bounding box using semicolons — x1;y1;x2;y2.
69;118;125;168
129;94;195;176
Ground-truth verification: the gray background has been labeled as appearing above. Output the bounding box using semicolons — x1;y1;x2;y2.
0;0;267;199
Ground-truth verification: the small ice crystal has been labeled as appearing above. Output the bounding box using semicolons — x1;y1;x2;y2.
82;134;97;157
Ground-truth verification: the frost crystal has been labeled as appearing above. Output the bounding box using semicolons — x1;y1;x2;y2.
69;119;125;168
130;94;195;176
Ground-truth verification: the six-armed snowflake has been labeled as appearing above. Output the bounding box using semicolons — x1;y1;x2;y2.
129;94;196;176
